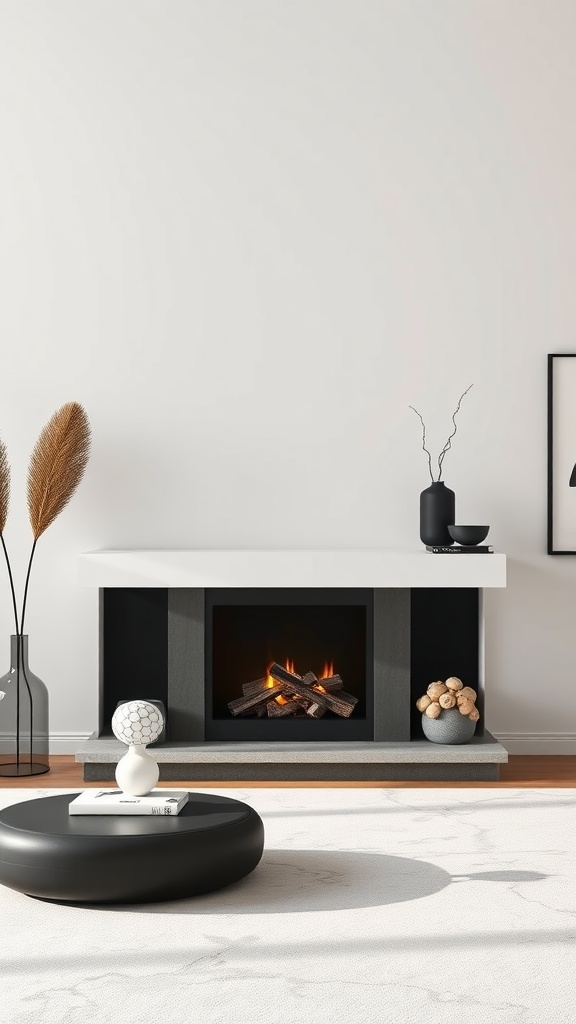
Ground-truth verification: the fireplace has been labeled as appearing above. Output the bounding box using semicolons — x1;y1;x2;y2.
205;588;374;740
77;550;508;782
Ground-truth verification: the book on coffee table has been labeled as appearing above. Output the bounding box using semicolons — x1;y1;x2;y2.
68;789;189;816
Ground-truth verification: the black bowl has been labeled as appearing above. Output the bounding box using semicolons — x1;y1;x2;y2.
447;525;489;546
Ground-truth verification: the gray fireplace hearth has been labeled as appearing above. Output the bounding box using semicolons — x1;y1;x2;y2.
77;736;506;782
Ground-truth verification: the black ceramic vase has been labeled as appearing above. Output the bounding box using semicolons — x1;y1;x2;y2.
419;481;456;546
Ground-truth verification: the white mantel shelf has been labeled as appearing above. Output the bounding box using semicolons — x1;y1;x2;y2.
78;549;506;589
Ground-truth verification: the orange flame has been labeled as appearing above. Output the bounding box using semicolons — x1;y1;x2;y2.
265;657;296;688
264;657;334;689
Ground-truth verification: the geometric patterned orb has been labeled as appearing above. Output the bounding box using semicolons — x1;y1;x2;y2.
111;700;164;747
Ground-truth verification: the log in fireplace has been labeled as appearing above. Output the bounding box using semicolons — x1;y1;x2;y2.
227;665;356;720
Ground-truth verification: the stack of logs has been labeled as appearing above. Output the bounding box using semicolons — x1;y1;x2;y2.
227;661;358;719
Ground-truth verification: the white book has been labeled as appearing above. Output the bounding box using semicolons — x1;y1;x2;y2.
68;789;189;816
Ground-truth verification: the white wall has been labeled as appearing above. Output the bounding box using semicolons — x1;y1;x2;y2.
0;1;574;753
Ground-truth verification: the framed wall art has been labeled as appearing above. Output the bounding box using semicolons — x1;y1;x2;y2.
547;353;576;553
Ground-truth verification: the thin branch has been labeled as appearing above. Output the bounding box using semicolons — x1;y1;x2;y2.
0;534;19;636
437;384;474;481
20;539;37;639
409;406;434;482
0;536;35;770
0;535;24;768
18;541;38;770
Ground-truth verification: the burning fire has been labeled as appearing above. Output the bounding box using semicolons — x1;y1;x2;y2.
228;655;357;720
264;657;335;702
265;657;296;688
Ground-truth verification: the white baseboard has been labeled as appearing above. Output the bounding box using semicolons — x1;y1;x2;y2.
49;734;93;754
46;733;576;756
493;733;576;755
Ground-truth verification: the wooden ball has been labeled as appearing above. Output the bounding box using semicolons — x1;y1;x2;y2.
459;686;477;702
439;691;456;709
427;681;448;700
445;676;464;691
457;698;475;716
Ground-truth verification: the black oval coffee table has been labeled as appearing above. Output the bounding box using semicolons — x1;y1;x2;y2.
0;792;264;904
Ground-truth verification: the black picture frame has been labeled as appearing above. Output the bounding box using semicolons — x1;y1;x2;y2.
547;353;576;554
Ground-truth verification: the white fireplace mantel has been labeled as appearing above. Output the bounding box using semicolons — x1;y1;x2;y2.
78;549;506;589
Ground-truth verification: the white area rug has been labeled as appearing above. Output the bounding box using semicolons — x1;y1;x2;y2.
1;787;574;1024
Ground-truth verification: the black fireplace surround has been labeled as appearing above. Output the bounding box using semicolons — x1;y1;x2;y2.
99;586;482;744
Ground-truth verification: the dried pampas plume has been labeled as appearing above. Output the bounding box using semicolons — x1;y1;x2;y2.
0;403;91;771
0;438;9;535
27;402;91;540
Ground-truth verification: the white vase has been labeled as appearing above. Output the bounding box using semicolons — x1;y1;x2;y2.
115;744;159;796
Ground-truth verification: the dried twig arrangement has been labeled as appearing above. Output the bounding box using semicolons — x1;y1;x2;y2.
409;385;473;482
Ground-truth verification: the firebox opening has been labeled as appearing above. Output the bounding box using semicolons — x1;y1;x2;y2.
205;588;374;741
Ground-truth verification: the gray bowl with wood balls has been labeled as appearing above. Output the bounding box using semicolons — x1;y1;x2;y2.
416;677;479;744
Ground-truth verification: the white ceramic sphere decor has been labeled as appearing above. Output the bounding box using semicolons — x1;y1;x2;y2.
111;700;164;746
111;700;164;797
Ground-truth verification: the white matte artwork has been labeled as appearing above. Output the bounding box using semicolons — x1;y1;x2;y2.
549;354;576;552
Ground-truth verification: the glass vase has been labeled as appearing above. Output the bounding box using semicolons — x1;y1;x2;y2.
0;635;49;776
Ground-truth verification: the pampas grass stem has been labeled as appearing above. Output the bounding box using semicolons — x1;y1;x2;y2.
19;539;37;640
0;535;20;636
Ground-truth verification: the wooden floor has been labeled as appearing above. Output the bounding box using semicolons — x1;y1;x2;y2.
0;755;574;788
